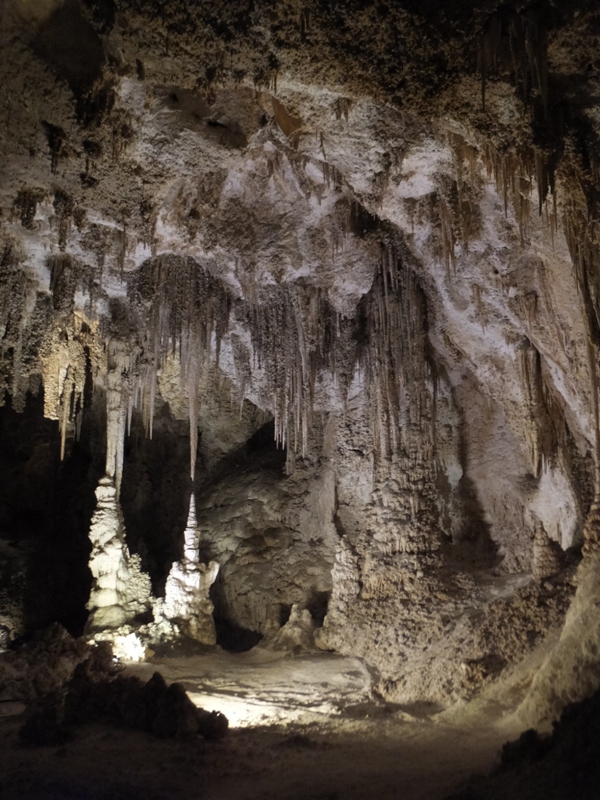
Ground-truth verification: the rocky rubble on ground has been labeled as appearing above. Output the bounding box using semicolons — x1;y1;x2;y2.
20;668;228;746
0;623;228;745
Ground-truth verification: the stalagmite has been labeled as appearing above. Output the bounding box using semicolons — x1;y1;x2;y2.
85;476;152;632
153;492;220;645
532;521;562;581
183;492;198;561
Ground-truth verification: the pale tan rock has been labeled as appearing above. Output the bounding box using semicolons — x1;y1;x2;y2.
86;476;152;632
265;605;316;652
518;550;600;726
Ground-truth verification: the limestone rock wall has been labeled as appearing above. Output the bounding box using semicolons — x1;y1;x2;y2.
196;445;337;639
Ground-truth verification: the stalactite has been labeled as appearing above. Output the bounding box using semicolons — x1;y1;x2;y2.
187;353;199;480
129;254;231;460
517;341;559;478
320;160;343;191
117;222;127;276
12;188;46;230
478;7;548;117
437;195;456;271
334;97;353;122
39;318;92;459
53;190;75;252
300;6;311;42
41;121;66;175
105;339;133;498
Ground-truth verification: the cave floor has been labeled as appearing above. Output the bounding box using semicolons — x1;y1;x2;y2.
0;647;520;800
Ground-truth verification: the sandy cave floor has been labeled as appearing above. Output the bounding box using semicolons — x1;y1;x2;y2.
0;647;522;800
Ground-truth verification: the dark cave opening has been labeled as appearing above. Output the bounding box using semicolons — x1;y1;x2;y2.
200;417;287;498
0;391;99;637
119;405;191;596
306;589;330;628
279;602;292;627
210;590;264;653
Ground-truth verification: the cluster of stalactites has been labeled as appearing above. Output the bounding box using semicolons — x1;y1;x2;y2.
113;248;429;467
126;254;232;479
0;243;60;414
0;248;31;411
243;245;427;460
0;248;440;485
478;5;548;116
357;249;429;459
40;314;99;461
429;133;483;273
480;142;558;246
421;132;559;276
1;227;431;479
473;5;564;251
244;281;355;455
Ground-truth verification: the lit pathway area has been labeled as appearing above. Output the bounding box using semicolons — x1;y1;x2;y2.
0;648;519;800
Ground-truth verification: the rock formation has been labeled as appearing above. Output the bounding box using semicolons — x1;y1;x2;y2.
1;0;600;728
86;475;152;631
153;494;219;645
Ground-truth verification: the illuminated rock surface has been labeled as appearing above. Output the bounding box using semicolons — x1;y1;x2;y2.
86;476;152;631
154;495;220;645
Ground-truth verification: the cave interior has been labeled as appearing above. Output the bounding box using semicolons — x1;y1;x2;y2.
2;1;600;798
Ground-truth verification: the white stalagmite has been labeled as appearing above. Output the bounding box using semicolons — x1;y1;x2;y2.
183;492;198;561
154;492;220;644
85;476;152;631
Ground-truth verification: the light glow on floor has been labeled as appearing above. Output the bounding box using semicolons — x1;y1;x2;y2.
187;691;333;728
